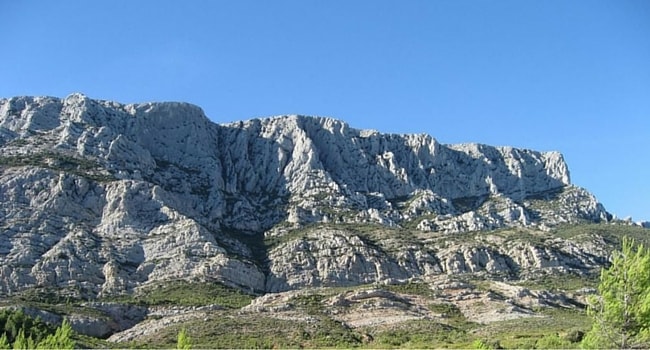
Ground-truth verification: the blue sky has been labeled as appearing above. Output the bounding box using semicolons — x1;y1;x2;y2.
1;1;648;221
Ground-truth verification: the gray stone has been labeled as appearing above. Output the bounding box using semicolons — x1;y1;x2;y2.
0;93;616;298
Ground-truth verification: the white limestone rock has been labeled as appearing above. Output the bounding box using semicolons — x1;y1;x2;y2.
262;224;614;290
0;94;617;298
265;229;431;292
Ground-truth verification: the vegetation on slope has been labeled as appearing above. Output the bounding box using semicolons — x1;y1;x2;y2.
0;310;75;349
0;151;115;182
1;223;648;349
582;237;650;348
102;280;255;308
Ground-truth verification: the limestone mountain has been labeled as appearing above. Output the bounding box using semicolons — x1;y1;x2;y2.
0;93;612;300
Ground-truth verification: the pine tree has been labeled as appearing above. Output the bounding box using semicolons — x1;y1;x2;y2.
25;337;34;350
12;329;27;350
4;315;18;341
177;328;192;350
582;237;650;349
0;333;10;350
37;319;74;350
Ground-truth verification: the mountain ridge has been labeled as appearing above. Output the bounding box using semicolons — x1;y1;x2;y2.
4;93;648;346
0;93;608;232
0;93;614;299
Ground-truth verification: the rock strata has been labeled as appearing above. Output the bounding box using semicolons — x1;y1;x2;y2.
0;94;614;298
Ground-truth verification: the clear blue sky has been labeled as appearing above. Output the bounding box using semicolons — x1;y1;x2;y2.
1;1;648;222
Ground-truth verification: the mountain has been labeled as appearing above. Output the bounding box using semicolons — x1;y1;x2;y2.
0;93;638;346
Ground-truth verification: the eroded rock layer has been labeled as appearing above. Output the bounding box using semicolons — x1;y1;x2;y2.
0;94;610;297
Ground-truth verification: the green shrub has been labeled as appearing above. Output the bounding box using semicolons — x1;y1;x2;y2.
104;280;254;308
0;310;74;349
535;333;572;349
563;329;584;343
472;339;502;349
177;328;192;349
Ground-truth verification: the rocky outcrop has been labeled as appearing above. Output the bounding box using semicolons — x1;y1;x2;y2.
264;225;612;291
0;94;615;298
265;229;440;292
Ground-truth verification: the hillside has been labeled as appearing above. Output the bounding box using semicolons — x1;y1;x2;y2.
0;93;644;348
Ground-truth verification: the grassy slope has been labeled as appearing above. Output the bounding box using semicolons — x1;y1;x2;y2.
3;222;648;348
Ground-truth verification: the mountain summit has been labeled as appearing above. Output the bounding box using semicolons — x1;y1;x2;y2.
0;93;611;299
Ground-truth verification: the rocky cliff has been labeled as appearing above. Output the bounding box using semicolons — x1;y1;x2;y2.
0;93;612;299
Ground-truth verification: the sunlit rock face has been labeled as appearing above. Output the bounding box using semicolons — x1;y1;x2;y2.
0;94;611;296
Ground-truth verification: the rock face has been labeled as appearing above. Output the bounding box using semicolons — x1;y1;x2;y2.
263;225;613;292
0;93;612;298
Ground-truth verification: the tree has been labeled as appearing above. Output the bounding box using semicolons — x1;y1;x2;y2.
582;237;650;349
37;319;74;350
4;313;20;341
177;328;192;350
0;333;10;350
12;329;28;350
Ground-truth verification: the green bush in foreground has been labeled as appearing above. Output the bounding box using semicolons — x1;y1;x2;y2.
582;237;650;349
177;328;192;349
34;320;74;349
471;339;502;349
535;333;572;349
0;310;74;349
